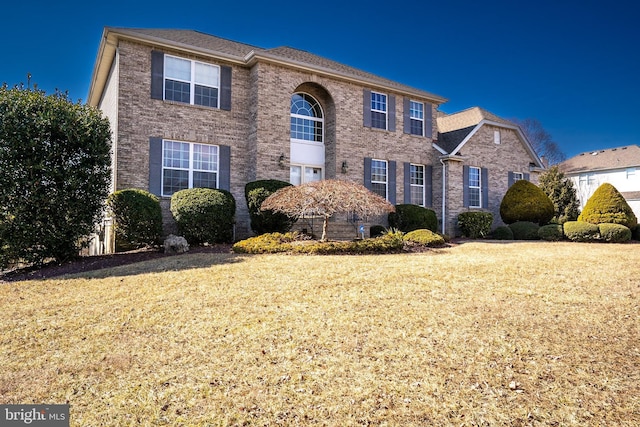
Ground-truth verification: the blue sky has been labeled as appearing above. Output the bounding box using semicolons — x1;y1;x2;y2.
1;0;638;159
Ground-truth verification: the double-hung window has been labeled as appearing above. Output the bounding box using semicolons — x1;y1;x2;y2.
371;159;388;199
410;164;425;206
513;172;523;181
468;166;481;208
164;55;220;108
162;140;219;196
371;92;387;130
409;101;424;136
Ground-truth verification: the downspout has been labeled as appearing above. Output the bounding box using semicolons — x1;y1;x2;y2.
439;158;446;235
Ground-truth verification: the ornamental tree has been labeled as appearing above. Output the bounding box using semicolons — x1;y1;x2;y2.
0;85;111;268
261;179;395;241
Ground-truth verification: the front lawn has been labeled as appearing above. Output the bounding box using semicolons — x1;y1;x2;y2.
1;242;638;426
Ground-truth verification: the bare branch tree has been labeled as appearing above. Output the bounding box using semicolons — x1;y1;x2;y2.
511;118;566;165
261;179;395;241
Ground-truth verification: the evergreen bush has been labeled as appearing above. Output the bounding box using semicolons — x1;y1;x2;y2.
633;225;640;241
490;226;514;240
500;180;555;225
578;183;637;228
598;223;631;243
107;189;163;251
563;221;600;242
170;188;236;244
457;212;493;238
509;221;540;240
403;229;446;247
538;224;564;241
369;225;387;238
245;180;296;234
388;204;437;232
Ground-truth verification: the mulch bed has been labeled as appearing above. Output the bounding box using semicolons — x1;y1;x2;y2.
0;245;233;283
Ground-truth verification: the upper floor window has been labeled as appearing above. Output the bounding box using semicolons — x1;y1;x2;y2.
162;140;218;196
409;101;424;136
290;93;323;143
494;130;501;144
468;166;481;208
164;55;220;108
371;92;388;130
627;168;636;179
371;159;388;199
410;164;425;206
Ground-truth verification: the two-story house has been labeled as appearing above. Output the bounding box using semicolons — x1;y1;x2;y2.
559;145;640;218
88;27;544;251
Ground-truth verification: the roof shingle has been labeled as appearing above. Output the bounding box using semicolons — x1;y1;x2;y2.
559;145;640;174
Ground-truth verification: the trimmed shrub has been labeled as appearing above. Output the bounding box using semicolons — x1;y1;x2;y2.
388;204;437;233
578;183;637;229
538;224;564;241
369;225;386;238
563;221;599;242
107;189;163;251
490;226;514;240
598;223;631;243
509;221;540;240
403;229;446;247
500;180;555;225
170;188;236;244
232;232;300;254
245;180;296;234
457;212;493;238
633;225;640;241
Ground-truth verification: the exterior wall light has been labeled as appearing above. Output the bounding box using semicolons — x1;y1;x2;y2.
341;160;348;174
278;154;286;169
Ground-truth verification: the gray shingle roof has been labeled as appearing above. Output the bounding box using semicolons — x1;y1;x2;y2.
558;145;640;174
437;126;476;154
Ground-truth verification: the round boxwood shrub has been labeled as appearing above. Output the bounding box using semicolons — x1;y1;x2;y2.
598;223;631;243
457;211;493;238
170;188;236;244
403;229;446;247
107;188;163;251
245;180;296;234
369;225;386;238
633;225;640;241
578;183;637;229
508;221;540;240
388;204;437;232
490;225;514;240
563;221;599;242
538;224;564;241
500;180;555;225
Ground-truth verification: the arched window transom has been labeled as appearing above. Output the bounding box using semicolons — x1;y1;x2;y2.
290;93;324;143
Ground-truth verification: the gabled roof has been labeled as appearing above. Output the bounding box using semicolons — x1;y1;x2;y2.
558;145;640;174
88;27;447;106
434;107;544;168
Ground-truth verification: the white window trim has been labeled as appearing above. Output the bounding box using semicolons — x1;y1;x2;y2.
290;164;324;185
513;172;524;181
627;167;636;179
290;92;324;145
409;100;424;136
371;91;388;130
469;166;481;208
161;139;219;197
164;54;220;108
410;163;425;206
371;159;388;200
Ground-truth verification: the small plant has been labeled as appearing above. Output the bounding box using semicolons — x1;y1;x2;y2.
489;226;514;240
403;229;446;247
232;232;301;254
457;212;493;238
598;223;631;243
170;188;236;244
500;180;555;225
369;225;387;238
107;189;163;251
538;224;564;241
388;204;438;232
509;221;540;240
578;183;637;229
563;221;600;242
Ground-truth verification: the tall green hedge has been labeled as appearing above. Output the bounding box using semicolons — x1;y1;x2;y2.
245;180;296;235
107;189;163;251
578;183;637;228
500;180;554;225
457;211;493;238
388;204;437;232
170;188;236;244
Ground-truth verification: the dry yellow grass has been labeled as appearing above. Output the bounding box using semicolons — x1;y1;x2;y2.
1;241;638;426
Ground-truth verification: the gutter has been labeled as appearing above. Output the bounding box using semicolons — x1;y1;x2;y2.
440;158;446;235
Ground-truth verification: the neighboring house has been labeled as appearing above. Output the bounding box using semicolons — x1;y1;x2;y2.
558;145;640;218
87;27;544;252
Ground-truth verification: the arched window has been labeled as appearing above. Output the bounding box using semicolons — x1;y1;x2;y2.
290;93;323;143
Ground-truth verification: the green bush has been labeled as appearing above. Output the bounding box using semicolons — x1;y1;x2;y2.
490;226;514;240
232;232;300;254
170;188;236;244
0;86;112;268
500;180;555;225
563;221;600;242
245;180;296;234
598;223;631;243
107;189;163;251
633;225;640;241
388;204;437;232
508;221;540;240
369;225;387;238
457;211;493;238
403;229;446;247
538;224;564;241
578;183;637;229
